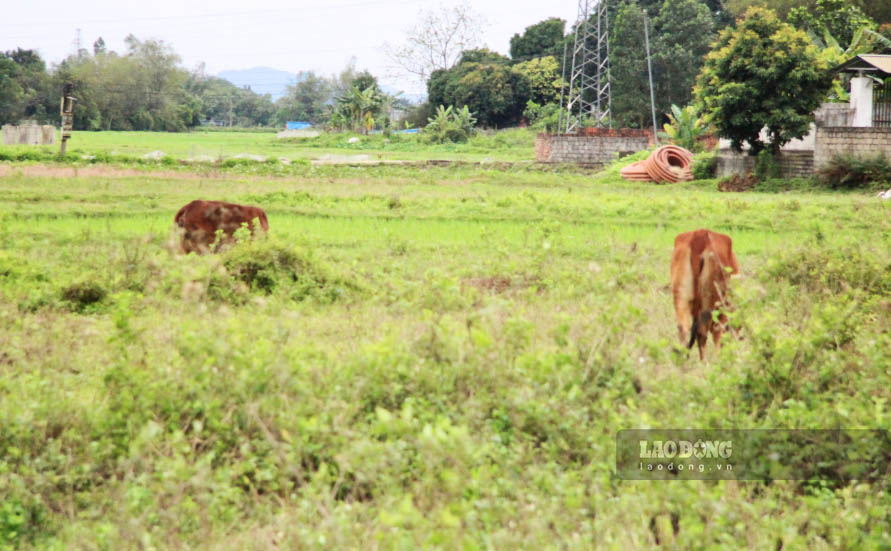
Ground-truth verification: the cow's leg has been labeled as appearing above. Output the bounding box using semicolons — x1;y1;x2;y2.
696;311;713;360
671;246;695;347
712;312;729;349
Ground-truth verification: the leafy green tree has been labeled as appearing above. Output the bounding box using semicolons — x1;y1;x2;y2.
788;0;875;49
274;71;333;125
428;59;530;128
653;0;716;113
1;49;55;125
695;7;833;154
509;18;566;61
349;70;381;94
458;48;510;66
609;1;652;128
512;56;563;105
0;56;24;124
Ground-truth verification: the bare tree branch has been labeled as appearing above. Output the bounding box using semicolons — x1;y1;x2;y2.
381;1;487;88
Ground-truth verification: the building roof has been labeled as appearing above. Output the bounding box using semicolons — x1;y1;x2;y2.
834;54;891;75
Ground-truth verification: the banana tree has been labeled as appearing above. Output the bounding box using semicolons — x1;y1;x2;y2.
662;104;705;152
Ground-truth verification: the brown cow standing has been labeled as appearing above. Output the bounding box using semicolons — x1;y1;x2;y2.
174;199;269;254
670;229;739;359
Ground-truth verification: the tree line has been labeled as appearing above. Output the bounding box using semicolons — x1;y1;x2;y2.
0;36;408;131
1;0;889;132
407;0;890;131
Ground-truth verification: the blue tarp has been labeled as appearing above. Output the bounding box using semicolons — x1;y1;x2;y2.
286;121;312;130
368;128;420;135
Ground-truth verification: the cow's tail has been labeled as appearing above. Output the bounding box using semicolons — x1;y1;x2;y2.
258;210;269;232
688;317;699;349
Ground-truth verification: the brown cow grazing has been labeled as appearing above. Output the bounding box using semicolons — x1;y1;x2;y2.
670;229;739;359
174;199;269;254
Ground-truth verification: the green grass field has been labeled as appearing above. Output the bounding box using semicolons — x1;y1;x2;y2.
1;141;891;550
0;128;536;163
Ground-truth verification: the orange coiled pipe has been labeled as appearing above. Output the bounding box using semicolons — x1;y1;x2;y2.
620;145;694;183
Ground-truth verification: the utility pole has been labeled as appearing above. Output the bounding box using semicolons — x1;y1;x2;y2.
558;38;569;133
644;13;659;144
59;83;76;156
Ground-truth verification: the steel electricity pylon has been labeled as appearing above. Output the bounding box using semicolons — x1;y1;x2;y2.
564;0;611;131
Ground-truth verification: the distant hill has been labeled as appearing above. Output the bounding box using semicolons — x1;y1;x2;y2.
217;67;300;100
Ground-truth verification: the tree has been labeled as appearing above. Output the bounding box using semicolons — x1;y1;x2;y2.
275;71;332;125
652;0;716;112
93;37;106;55
0;56;24;124
513;56;563;105
509;17;566;61
334;85;382;133
695;7;833;154
382;2;487;85
788;0;875;49
427;60;530;128
349;70;380;94
609;1;652;128
458;48;510;66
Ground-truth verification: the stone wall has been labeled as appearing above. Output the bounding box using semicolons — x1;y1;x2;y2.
814;127;891;170
1;124;57;145
716;150;814;179
535;129;652;166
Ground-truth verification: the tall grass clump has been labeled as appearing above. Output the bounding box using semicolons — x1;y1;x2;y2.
820;153;891;190
208;238;362;304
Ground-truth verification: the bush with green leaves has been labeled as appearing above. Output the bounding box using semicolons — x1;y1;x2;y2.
522;101;562;133
819;153;891;190
691;151;718;180
422;105;477;144
662;104;706;152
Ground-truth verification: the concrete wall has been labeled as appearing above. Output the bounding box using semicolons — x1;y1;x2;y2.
814;127;891;170
2;124;57;145
716;150;814;179
815;103;854;128
535;129;652;166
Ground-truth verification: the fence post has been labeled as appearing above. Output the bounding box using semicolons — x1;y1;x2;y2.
59;83;76;156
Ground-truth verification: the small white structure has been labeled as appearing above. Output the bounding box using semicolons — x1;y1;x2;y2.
2;123;56;145
850;76;874;127
835;54;891;128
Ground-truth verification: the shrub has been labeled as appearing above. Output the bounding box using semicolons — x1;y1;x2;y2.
753;150;781;181
819;153;891;189
717;172;757;192
764;241;891;296
208;240;360;304
60;280;106;312
523;101;562;133
423;105;476;144
691;152;718;180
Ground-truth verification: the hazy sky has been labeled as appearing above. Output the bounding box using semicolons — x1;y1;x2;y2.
1;0;580;95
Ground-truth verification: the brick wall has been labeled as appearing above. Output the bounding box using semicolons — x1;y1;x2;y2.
535;129;652;166
814;127;891;170
716;150;814;179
